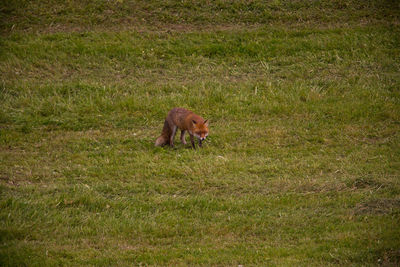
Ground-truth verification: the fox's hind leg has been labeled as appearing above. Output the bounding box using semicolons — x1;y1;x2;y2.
180;130;187;145
170;125;177;147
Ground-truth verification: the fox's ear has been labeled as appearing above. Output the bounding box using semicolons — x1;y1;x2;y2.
204;119;209;126
192;120;197;124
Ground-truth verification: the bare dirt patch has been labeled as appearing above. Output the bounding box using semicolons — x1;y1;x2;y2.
354;199;400;215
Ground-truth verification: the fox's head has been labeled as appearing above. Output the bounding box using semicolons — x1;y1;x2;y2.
192;119;209;141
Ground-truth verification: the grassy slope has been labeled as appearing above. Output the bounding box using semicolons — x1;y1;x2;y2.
1;0;400;266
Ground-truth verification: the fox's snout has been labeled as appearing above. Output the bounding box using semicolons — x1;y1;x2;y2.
192;132;207;141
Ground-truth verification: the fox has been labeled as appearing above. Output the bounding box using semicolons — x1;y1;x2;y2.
155;107;209;149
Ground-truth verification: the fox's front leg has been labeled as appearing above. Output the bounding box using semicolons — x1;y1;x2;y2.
189;134;196;149
170;125;177;147
199;139;202;148
180;130;187;145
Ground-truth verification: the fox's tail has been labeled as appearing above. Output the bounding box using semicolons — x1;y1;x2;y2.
155;120;170;146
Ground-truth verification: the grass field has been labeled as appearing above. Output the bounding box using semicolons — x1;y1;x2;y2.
1;0;400;266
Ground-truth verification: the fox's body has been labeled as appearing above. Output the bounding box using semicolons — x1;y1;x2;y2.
155;108;209;149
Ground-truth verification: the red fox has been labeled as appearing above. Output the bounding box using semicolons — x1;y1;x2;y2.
155;108;209;149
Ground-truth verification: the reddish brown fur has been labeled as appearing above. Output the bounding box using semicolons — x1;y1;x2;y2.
155;108;209;149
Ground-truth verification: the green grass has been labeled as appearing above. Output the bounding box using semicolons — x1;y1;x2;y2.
1;0;400;266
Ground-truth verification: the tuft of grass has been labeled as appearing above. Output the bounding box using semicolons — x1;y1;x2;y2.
1;0;400;266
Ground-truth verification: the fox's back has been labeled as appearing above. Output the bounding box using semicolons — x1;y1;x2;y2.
168;108;192;126
168;108;204;130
